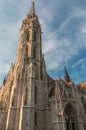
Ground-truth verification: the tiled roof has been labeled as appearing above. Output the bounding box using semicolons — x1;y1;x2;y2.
78;82;86;88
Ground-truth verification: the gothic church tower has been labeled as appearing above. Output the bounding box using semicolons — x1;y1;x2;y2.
0;2;86;130
0;2;48;130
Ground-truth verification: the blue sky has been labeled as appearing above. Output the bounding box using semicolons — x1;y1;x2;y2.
0;0;86;85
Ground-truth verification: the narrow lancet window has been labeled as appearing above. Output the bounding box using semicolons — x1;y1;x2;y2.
35;86;37;104
27;32;29;41
34;112;37;126
23;30;29;42
33;32;36;42
33;49;36;59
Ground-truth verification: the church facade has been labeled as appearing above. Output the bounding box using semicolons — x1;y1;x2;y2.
0;2;86;130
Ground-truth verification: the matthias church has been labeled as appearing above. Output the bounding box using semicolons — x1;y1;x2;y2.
0;2;86;130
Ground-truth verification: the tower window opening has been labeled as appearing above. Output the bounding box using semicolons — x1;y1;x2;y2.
33;32;36;42
35;86;37;104
26;45;28;56
33;49;36;59
23;30;29;42
34;112;37;126
24;87;27;106
12;96;14;107
27;32;29;41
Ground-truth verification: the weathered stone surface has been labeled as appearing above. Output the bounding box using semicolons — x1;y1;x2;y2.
0;2;86;130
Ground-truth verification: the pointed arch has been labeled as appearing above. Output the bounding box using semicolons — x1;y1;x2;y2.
64;102;78;130
64;102;78;115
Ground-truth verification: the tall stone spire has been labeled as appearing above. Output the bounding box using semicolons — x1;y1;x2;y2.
64;66;71;83
0;2;47;130
30;1;35;15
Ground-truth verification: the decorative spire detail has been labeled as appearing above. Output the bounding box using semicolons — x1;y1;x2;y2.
64;66;71;83
30;1;35;15
64;66;69;76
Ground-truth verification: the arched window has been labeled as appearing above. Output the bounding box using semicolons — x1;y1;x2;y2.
33;32;36;42
34;112;37;126
26;45;28;56
35;86;37;104
64;103;78;130
33;49;36;59
27;32;29;41
34;63;39;80
23;30;29;42
12;97;14;107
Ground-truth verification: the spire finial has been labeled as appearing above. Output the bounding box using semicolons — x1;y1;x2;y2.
30;1;35;15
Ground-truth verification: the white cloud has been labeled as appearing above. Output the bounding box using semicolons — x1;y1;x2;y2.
78;23;86;47
41;7;86;72
72;58;86;68
43;37;77;71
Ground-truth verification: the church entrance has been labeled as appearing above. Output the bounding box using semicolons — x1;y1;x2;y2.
65;115;75;130
64;103;78;130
